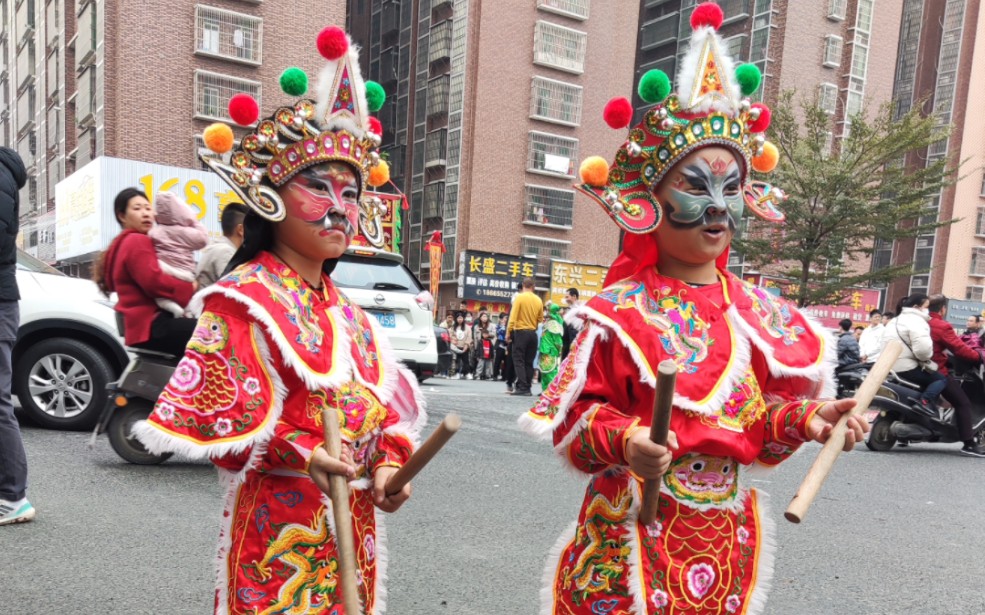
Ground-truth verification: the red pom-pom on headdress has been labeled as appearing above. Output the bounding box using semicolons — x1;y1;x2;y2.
748;103;772;133
317;26;349;60
690;2;724;30
603;97;634;129
228;93;259;126
367;116;383;136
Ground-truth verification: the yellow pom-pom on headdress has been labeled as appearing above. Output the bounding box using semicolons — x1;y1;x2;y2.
579;156;610;187
751;141;779;173
367;160;390;188
203;123;235;154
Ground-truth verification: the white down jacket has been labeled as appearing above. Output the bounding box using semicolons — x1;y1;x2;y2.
882;307;936;372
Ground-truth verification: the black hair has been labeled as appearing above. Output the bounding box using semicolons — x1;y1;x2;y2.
869;309;881;317
112;187;148;227
854;325;865;331
566;287;579;299
902;293;929;310
928;294;948;313
839;318;852;332
222;211;339;278
882;311;894;320
220;203;249;237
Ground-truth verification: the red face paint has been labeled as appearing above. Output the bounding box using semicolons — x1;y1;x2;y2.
284;163;360;238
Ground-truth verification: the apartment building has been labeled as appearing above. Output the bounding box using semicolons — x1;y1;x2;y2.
2;0;344;265
881;0;985;306
349;0;636;308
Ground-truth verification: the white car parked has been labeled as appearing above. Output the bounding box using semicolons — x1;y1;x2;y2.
331;247;438;381
14;250;127;430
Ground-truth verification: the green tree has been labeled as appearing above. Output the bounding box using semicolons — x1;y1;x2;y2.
733;91;958;307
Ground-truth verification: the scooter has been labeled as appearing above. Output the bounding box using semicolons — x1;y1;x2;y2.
89;316;177;465
836;362;870;399
865;357;985;452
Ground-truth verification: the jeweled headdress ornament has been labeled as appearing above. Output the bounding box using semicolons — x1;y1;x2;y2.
577;2;786;235
200;26;392;244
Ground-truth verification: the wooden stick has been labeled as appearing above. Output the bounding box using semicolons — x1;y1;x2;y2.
784;340;904;524
638;360;678;527
385;414;461;496
322;408;363;615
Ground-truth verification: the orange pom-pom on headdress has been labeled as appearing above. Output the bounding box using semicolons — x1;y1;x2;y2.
367;160;390;188
751;142;779;173
579;156;610;187
203;123;235;154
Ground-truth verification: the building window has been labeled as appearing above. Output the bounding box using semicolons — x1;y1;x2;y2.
640;12;679;51
428;19;452;64
849;43;868;79
818;83;838;114
525;185;574;228
980;172;985;197
424;129;447;168
822;131;834;158
423;182;445;218
521;235;571;276
968;286;985;301
537;0;589;20
977;207;985;236
529;77;582;126
828;0;847;20
194;71;261;122
823;35;842;67
527;131;578;177
533;21;587;74
855;0;874;32
724;34;749;61
194;6;262;64
971;247;985;277
426;75;450;119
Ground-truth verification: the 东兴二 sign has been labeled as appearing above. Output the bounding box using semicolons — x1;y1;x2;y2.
550;261;609;305
458;250;537;302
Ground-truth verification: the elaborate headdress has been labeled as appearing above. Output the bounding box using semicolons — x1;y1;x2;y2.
578;2;786;238
200;26;392;244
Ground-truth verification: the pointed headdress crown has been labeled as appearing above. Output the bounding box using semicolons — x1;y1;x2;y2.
200;26;391;228
577;2;787;235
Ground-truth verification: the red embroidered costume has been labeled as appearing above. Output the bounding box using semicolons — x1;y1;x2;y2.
134;26;423;614
520;5;836;614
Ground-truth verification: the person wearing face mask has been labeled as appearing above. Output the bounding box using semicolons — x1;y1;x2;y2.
882;293;947;418
519;5;866;612
133;27;424;614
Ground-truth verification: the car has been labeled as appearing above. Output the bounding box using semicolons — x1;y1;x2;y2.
14;250;128;430
434;324;451;377
331;247;438;381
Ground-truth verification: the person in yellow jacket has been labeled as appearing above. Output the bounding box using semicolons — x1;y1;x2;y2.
506;277;543;396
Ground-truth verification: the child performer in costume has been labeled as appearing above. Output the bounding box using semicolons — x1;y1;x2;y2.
134;26;425;615
519;4;867;614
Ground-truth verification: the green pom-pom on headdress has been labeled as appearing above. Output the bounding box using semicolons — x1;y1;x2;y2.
638;69;672;104
279;67;309;97
735;63;762;97
365;81;386;112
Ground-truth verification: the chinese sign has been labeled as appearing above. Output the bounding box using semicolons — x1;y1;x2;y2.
458;250;537;302
944;299;985;330
55;156;243;261
549;261;609;305
743;274;883;329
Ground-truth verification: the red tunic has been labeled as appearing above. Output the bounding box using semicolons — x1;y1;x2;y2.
134;251;424;614
103;229;196;345
521;267;834;615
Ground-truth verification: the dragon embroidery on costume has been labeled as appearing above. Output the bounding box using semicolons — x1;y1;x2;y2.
249;507;339;615
562;485;633;606
598;281;711;373
226;263;325;353
741;282;804;346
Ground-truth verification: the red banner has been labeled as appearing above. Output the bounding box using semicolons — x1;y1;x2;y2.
743;274;883;329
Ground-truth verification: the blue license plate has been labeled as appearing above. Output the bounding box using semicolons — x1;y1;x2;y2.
371;312;396;328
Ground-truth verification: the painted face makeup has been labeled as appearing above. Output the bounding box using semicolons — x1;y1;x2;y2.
284;162;360;239
663;154;744;230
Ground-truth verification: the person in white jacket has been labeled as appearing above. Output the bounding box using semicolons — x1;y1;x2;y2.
882;294;947;416
858;309;884;363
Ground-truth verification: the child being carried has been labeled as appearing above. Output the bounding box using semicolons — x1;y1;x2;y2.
148;191;209;317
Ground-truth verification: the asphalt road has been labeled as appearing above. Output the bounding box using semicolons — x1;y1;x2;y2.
2;378;984;614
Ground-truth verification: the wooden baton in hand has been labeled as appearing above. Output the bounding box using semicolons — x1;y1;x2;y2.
638;360;678;527
385;414;461;497
322;407;363;615
784;340;904;524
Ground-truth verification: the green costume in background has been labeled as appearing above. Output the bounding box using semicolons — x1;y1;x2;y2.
538;303;564;389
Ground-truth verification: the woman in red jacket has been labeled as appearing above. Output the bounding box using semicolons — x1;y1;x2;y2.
928;294;985;457
95;188;197;356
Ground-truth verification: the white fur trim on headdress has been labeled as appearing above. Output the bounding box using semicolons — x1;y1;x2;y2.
675;25;742;115
315;39;369;138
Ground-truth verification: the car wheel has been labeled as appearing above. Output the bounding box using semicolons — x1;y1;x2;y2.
13;338;114;431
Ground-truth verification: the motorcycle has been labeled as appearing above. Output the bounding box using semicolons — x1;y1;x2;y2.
89;316;177;465
865;357;985;452
836;362;870;399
